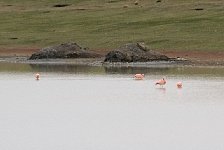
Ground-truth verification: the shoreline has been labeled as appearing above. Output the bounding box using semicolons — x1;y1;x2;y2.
0;56;224;68
0;48;224;67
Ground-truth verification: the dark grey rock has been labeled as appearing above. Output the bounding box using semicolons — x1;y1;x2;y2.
53;4;71;7
104;42;170;62
29;42;102;60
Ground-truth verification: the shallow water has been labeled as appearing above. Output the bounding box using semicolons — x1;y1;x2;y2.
0;62;224;150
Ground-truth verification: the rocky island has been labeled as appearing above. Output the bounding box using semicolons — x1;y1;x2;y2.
29;42;102;60
104;42;170;62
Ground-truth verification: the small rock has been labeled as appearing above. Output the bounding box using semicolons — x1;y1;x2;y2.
123;5;128;8
53;4;71;7
194;8;204;11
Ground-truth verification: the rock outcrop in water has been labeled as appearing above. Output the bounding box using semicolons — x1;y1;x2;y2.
104;42;170;62
29;42;102;59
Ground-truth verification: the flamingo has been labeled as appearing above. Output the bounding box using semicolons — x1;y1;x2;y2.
35;73;40;80
176;82;182;88
155;78;166;87
134;74;144;80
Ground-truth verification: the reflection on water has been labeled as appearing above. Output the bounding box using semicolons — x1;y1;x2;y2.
0;62;224;77
155;87;166;94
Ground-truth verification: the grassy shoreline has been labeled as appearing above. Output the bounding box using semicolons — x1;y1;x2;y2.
0;0;224;51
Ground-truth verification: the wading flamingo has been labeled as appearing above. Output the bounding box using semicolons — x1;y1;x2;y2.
35;73;40;80
176;82;182;88
155;78;166;87
134;74;144;80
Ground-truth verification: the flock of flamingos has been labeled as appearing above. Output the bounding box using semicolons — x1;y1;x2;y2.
134;74;182;88
35;73;183;88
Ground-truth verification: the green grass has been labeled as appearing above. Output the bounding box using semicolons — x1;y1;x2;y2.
0;0;224;51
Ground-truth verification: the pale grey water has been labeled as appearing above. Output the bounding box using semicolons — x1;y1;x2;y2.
0;62;224;150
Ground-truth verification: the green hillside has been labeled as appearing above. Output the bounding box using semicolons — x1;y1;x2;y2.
0;0;223;51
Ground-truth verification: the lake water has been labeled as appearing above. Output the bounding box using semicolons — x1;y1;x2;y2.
0;62;224;150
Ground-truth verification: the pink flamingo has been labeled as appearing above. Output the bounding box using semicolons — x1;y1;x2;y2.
176;82;182;88
35;73;40;80
155;78;166;87
134;74;144;80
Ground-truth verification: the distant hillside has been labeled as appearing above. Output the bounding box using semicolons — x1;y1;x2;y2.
0;0;223;51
